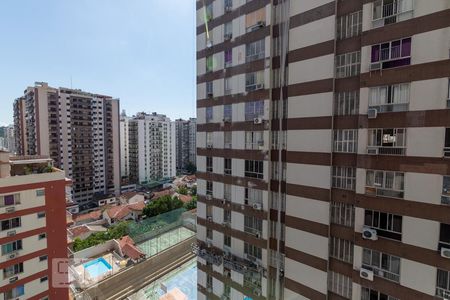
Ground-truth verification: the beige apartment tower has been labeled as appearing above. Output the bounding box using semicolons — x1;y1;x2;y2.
195;0;450;299
13;82;121;206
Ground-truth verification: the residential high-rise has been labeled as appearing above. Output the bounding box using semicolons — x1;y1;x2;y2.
0;151;69;299
175;118;197;172
120;112;176;185
196;1;450;300
0;126;15;154
13;82;121;205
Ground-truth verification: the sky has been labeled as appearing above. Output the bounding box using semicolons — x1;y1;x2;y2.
0;0;197;126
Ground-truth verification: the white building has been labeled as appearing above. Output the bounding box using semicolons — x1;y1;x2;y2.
120;112;176;185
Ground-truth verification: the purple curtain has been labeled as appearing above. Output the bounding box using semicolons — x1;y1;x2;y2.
4;195;14;205
371;45;380;62
225;50;232;63
401;38;411;57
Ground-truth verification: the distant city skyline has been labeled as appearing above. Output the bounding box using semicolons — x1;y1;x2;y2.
0;0;197;125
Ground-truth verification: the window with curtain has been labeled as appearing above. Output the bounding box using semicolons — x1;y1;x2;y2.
371;38;411;69
369;83;410;112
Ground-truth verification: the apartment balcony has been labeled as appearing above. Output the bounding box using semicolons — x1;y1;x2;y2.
362;264;400;283
372;0;413;28
365;186;404;199
367;146;406;155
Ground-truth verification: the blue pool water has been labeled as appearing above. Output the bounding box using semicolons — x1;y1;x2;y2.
83;257;112;278
158;262;197;299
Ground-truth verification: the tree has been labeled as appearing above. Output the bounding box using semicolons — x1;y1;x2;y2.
177;186;188;195
185;161;196;174
143;195;184;218
191;185;197;196
184;196;197;210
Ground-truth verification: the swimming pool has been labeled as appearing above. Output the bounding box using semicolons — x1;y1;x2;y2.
83;257;112;279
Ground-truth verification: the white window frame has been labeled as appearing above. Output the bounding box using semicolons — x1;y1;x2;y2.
372;0;414;28
245;131;264;150
369;83;410;112
332;166;356;190
331;202;354;227
437;269;450;299
362;287;399;300
336;10;362;40
334;130;357;153
330;237;354;263
328;271;352;299
362;248;401;282
366;170;404;198
245;188;263;206
245;71;264;91
335;51;361;78
335;91;359;116
246;39;265;62
367;128;407;155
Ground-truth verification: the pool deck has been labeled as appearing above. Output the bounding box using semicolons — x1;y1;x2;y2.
80;236;196;300
72;253;123;288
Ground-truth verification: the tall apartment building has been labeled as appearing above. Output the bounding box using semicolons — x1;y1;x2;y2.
0;151;69;299
120;112;176;185
196;1;450;299
13;82;121;205
0;126;15;154
175;118;197;172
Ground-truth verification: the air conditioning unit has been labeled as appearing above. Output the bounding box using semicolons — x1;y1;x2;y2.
222;222;229;227
9;276;18;283
362;227;378;241
255;232;261;239
255;83;264;90
5;206;15;213
254;118;263;125
206;194;212;200
224;269;231;277
206;40;213;48
206;144;213;149
360;267;374;281
252;203;262;210
257;21;265;28
207;287;212;293
7;230;16;237
370;62;381;71
441;247;450;258
367;108;378;119
207;241;212;248
225;5;232;12
9;253;16;259
223;117;231;123
207;216;213;222
367;146;379;155
224;33;232;41
207;92;213;97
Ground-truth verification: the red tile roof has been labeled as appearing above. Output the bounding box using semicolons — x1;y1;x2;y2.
118;235;145;260
73;210;102;223
128;201;145;211
152;189;173;200
69;225;90;238
106;205;131;220
178;194;192;203
119;192;139;201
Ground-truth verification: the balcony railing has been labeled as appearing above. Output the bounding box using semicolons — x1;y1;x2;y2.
444;147;450;157
373;0;413;28
365;186;404;198
436;287;450;299
244;226;262;237
368;146;406;155
362;264;400;282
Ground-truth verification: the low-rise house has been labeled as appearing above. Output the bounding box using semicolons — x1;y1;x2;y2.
118;192;145;205
103;201;145;225
118;235;145;262
73;210;103;225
